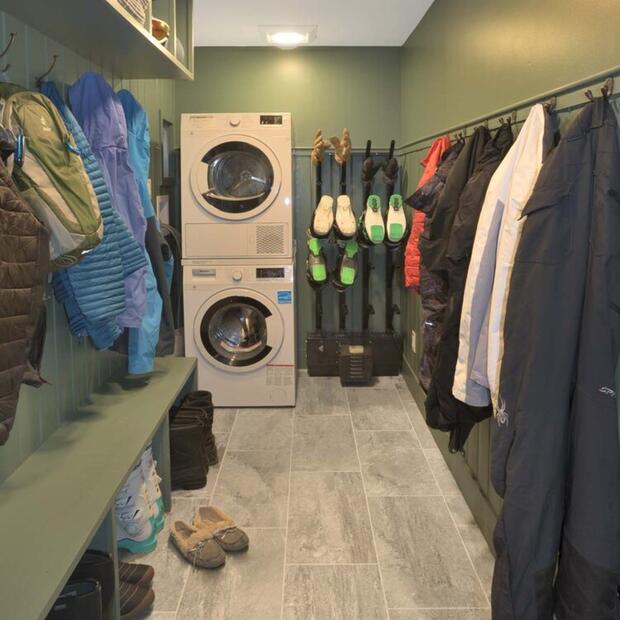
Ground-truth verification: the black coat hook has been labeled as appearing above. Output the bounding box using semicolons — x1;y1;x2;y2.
0;32;16;59
543;96;557;113
36;54;59;86
584;89;595;102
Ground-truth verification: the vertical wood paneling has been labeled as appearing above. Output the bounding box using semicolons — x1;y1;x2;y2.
0;10;176;483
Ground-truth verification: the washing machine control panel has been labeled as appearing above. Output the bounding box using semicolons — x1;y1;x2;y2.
256;267;285;279
260;115;283;125
232;270;243;282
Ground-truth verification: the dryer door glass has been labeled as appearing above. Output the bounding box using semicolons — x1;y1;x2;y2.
201;296;272;367
201;141;274;214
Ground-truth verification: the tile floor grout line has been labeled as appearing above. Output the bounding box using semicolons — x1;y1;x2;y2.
279;395;295;620
395;388;492;608
208;408;238;505
285;562;380;567
346;385;392;620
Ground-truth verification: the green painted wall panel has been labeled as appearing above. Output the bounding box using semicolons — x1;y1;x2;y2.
175;46;401;148
400;0;620;145
0;9;175;483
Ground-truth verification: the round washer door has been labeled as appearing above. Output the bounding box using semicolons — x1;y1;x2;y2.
190;135;282;221
194;288;285;373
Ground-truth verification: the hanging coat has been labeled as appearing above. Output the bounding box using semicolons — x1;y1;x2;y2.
69;73;147;329
425;122;514;452
491;96;620;620
453;105;553;408
0;129;49;445
417;126;490;391
403;135;451;290
41;82;146;350
405;140;464;391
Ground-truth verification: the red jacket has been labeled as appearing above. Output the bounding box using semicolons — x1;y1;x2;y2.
404;136;451;289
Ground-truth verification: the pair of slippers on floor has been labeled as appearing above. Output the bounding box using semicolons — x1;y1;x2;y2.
170;506;249;569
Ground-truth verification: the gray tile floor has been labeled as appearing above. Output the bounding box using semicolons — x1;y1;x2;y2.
143;373;493;619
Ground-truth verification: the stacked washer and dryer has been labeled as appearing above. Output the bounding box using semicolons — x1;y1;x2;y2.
181;113;296;407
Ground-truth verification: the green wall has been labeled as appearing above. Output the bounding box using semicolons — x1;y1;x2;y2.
176;46;404;364
400;0;620;146
175;46;401;148
0;9;176;483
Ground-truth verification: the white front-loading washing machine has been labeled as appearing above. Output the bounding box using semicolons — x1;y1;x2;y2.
183;259;296;407
181;113;293;260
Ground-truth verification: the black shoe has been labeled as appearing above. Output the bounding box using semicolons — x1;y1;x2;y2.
69;550;114;620
170;407;214;468
170;421;208;490
46;580;102;620
118;561;154;588
119;581;154;620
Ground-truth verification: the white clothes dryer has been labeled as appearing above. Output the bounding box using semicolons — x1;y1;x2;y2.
181;113;293;260
183;259;296;407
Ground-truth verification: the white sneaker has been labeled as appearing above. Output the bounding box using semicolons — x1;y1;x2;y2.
363;194;385;244
312;195;334;237
141;444;164;532
335;195;356;239
115;464;157;554
386;194;406;243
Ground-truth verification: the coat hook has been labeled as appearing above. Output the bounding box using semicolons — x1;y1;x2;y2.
584;89;595;102
0;32;16;59
36;54;59;86
511;109;518;124
543;96;557;113
602;76;614;99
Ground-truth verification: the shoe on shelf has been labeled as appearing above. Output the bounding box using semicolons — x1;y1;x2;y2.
306;230;328;287
140;444;164;533
361;194;385;244
118;561;154;587
170;520;226;569
170;421;208;491
311;195;334;238
386;194;407;244
119;581;154;620
333;239;359;288
115;465;157;555
334;195;356;239
70;550;114;620
192;506;250;553
46;580;102;620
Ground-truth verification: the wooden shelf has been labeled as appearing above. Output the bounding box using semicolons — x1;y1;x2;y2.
2;0;193;80
0;357;196;619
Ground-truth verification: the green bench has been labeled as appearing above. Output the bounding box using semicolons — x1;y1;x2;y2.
0;357;197;620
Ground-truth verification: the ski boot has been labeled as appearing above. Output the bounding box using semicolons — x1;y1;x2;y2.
385;194;407;244
334;195;356;239
306;230;328;288
311;195;334;238
359;194;385;245
332;239;359;290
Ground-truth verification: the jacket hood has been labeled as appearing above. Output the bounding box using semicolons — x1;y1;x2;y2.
69;72;128;152
117;89;150;147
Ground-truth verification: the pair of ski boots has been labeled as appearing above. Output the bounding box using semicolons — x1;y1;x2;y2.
307;194;359;290
358;194;407;247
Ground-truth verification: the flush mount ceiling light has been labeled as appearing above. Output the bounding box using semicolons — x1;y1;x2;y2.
259;25;318;49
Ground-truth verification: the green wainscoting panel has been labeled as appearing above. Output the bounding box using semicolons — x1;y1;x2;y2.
0;9;176;483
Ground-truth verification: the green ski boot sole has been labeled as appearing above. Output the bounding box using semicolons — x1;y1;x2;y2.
310;264;327;282
340;266;356;286
371;225;385;243
307;237;322;255
388;224;404;242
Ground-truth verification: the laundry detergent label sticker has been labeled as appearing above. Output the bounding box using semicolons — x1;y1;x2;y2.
277;291;292;304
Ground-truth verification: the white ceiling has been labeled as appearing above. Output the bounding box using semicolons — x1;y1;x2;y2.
193;0;435;47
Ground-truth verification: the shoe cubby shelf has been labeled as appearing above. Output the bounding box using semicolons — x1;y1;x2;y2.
0;357;197;620
1;0;194;80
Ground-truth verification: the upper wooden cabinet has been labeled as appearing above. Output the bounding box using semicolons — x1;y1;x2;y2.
2;0;194;80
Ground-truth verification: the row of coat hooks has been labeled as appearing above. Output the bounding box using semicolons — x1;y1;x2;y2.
449;75;615;144
0;32;59;83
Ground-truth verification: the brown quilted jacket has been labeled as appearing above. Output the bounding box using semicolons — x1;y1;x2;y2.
0;131;49;445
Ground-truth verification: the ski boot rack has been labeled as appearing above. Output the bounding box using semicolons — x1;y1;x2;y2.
306;137;403;382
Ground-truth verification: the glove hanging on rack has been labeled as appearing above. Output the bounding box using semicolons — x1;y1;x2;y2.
330;128;352;165
310;129;332;166
382;156;399;185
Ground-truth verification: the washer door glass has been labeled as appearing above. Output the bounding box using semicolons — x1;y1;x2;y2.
201;296;273;367
201;141;274;215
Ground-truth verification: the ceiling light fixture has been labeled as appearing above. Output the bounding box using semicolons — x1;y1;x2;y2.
260;25;317;49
